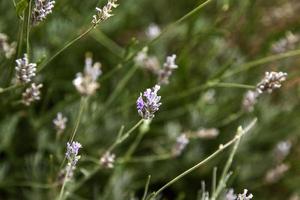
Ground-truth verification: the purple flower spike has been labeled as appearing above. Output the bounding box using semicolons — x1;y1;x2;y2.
136;85;162;119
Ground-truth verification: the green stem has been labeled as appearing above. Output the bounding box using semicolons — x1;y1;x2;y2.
222;48;300;79
211;128;242;200
26;0;32;58
38;26;94;72
69;97;88;142
213;82;255;90
57;167;71;200
142;176;151;200
148;119;257;200
0;84;22;94
107;119;144;152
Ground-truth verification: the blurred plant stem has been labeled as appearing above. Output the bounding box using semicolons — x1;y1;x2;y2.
107;119;144;152
69;97;88;142
222;48;300;79
147;118;257;200
26;0;32;58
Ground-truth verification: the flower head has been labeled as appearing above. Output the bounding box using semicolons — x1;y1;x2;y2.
92;0;118;25
15;54;37;84
0;33;16;58
226;189;237;200
134;47;160;74
172;134;189;156
242;90;259;112
100;151;115;169
73;54;102;96
31;0;55;25
22;83;43;106
237;189;253;200
65;141;82;180
53;112;68;133
145;23;161;39
158;54;178;85
136;85;162;119
256;71;288;94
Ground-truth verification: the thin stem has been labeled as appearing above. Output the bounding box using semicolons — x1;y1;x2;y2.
142;176;151;200
0;84;22;94
211;167;217;195
213;82;255;90
222;48;300;79
58;167;71;200
211;128;243;200
26;0;32;58
17;19;25;58
38;26;94;72
107;119;144;152
69;97;88;142
148;119;257;200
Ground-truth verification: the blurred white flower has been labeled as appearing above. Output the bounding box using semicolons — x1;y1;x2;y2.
145;23;161;39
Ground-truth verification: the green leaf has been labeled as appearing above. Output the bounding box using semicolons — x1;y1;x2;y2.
16;0;28;19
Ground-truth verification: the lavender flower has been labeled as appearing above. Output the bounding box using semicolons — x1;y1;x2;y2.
100;151;115;169
196;128;219;139
0;33;16;58
73;54;102;96
172;134;189;156
22;83;43;106
274;140;292;162
136;85;162;119
242;90;259;112
271;32;299;53
92;0;118;25
134;47;160;74
237;189;253;200
145;23;161;39
53;112;68;133
256;71;288;94
226;189;237;200
265;163;289;183
15;54;37;84
65;141;82;180
31;0;55;25
158;54;178;85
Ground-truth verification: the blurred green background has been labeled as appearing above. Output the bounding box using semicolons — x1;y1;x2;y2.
0;0;300;199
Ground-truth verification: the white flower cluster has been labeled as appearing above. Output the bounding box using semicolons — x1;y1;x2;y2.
15;54;37;84
32;0;55;25
22;83;43;106
73;54;102;96
92;0;118;25
0;33;16;58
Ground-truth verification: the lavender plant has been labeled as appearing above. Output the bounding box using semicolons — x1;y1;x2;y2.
0;0;299;199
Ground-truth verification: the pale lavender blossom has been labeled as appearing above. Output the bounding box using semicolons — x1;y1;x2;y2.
31;0;55;25
145;23;161;39
100;151;115;169
158;54;178;85
242;90;259;112
172;134;189;156
134;47;161;74
226;189;237;200
274;140;292;162
73;54;102;96
237;189;253;200
271;32;300;53
136;85;162;119
256;71;288;94
22;83;43;106
265;163;289;183
0;33;16;58
65;141;82;180
53;112;68;133
15;54;37;84
196;128;219;139
92;0;118;25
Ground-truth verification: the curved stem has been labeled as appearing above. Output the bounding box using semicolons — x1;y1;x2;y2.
148;119;257;200
38;26;94;72
222;49;300;79
0;84;22;94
